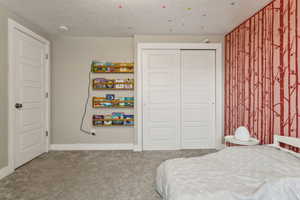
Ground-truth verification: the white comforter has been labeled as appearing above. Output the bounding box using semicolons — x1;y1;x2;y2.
156;146;300;200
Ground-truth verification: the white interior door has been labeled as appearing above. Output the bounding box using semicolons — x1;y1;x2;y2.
181;50;216;148
142;50;181;150
12;28;47;168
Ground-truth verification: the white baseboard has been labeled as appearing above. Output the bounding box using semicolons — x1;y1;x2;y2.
133;145;142;152
0;166;14;180
142;146;181;151
50;144;134;151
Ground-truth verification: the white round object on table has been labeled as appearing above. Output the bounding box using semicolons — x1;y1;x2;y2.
234;126;250;141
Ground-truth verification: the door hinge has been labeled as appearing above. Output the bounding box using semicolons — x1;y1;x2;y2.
45;131;49;137
45;92;49;98
45;54;49;60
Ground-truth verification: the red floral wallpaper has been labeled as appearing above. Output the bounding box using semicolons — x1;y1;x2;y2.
225;0;300;145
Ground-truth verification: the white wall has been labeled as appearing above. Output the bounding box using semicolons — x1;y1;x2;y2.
51;36;134;145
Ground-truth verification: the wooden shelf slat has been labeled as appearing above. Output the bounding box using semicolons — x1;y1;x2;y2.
93;119;134;121
92;99;134;103
93;88;134;90
93;66;133;68
93;106;134;108
93;71;134;73
93;82;134;85
93;124;134;127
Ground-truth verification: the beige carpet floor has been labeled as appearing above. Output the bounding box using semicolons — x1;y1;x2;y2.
0;149;216;200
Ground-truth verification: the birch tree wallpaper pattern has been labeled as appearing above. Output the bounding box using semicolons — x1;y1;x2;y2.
225;0;300;144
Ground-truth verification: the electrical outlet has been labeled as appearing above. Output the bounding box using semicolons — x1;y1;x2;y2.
90;128;96;136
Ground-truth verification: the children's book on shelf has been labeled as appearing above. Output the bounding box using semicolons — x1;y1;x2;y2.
124;115;134;126
104;114;112;126
118;97;134;107
112;112;124;125
106;94;115;101
93;115;104;126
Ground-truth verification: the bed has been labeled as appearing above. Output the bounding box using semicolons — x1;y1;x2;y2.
156;135;300;200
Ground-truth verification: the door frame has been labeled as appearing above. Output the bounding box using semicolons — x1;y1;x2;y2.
8;19;50;171
136;43;223;151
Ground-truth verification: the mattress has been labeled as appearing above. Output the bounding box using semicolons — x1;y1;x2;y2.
156;146;300;200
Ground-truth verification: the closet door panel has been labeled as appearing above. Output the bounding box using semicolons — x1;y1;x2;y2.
182;105;212;143
142;50;181;150
181;50;216;149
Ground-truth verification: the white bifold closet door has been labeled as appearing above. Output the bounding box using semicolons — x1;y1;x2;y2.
142;49;215;150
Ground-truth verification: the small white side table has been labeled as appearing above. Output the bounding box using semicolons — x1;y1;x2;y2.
225;136;260;147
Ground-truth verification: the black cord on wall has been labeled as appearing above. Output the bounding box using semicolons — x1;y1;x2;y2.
80;70;96;136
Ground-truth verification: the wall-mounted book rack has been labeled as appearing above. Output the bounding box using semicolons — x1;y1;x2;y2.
93;78;134;90
87;61;135;129
92;62;134;73
93;113;134;127
93;97;134;108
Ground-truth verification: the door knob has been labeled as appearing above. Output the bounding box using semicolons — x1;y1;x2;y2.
15;103;23;109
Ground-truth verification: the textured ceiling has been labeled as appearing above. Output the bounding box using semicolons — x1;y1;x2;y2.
0;0;272;37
